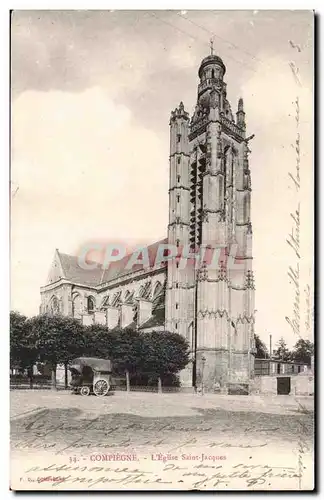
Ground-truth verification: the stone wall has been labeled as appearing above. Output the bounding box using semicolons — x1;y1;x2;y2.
251;374;314;396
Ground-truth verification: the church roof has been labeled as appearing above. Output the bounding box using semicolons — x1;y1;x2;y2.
51;238;168;288
99;238;168;285
58;252;103;286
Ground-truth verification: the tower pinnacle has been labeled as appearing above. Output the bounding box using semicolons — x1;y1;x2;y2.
210;38;214;55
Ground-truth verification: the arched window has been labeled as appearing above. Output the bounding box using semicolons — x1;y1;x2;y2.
49;296;60;316
153;281;163;299
243;194;250;222
72;294;82;319
211;69;215;79
87;296;95;314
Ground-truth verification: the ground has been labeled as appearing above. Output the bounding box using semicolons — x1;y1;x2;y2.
10;390;314;491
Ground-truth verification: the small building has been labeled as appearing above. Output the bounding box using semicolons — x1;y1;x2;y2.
253;358;313;396
255;358;308;376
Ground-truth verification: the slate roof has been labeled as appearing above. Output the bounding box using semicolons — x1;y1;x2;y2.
54;238;168;288
99;238;168;285
139;288;166;331
139;306;165;330
58;252;103;286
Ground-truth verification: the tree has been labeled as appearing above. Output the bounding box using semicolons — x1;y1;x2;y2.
291;339;314;366
10;311;27;368
254;334;269;359
29;314;86;388
82;324;114;359
84;326;144;392
10;311;38;387
109;328;143;392
140;331;190;392
273;337;291;361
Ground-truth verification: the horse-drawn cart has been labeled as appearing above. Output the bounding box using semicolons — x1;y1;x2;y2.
69;357;112;396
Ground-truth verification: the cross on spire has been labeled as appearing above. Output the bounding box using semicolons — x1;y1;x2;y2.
210;38;214;55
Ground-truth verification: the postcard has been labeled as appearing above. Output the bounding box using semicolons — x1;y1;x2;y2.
10;10;314;491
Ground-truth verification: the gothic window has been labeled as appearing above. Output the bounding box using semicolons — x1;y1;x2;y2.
177;195;180;203
176;303;179;309
243;194;250;222
176;262;179;269
87;296;95;314
153;281;163;299
49;296;60;316
177;134;181;143
176;239;180;247
177;157;181;164
175;323;178;330
72;294;82;319
211;69;215;79
177;175;180;183
176;283;179;289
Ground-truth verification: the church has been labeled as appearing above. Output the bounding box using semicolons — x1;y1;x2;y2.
40;48;256;392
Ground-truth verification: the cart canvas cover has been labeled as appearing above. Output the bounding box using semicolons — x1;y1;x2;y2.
70;357;112;373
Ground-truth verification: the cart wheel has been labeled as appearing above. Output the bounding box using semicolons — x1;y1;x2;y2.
93;379;109;397
80;386;90;396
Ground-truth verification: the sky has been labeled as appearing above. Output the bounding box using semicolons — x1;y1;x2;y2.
11;10;314;349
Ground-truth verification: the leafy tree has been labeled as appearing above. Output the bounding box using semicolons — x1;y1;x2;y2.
29;314;86;388
10;311;40;387
85;326;144;391
109;328;144;391
291;339;314;366
10;311;27;369
254;334;269;359
82;324;114;359
140;331;190;392
273;337;291;361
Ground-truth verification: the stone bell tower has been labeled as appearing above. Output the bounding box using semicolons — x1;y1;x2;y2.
166;47;256;392
165;102;196;387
